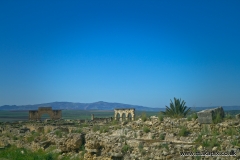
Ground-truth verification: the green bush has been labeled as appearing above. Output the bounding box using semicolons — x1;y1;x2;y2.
187;116;192;121
82;123;89;127
211;128;219;136
134;132;137;138
159;143;169;151
159;133;165;140
141;112;147;122
192;113;198;120
143;126;150;133
224;113;233;120
72;128;82;133
28;131;40;142
100;126;109;133
45;153;54;160
194;134;202;143
13;136;18;140
138;143;143;150
121;145;130;153
202;135;220;149
178;126;190;137
201;125;210;135
55;130;62;138
224;127;237;136
114;125;121;130
138;143;146;155
158;113;164;122
92;125;100;132
231;139;240;146
0;145;59;160
111;120;118;125
213;111;223;124
151;135;155;139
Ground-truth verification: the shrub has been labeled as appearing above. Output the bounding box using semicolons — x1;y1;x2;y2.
72;128;82;133
151;135;155;139
143;126;150;133
141;112;147;122
45;153;54;160
201;125;210;135
178;126;190;137
192;113;198;120
231;139;240;146
158;113;164;122
224;113;233;120
159;143;169;151
138;143;146;155
0;145;59;160
211;128;219;136
134;132;137;138
138;143;144;150
92;125;100;132
162;97;191;118
194;134;202;143
224;127;237;136
55;130;62;138
27;131;40;142
100;126;109;133
82;123;89;127
13;136;18;140
159;133;165;140
213;111;223;124
202;135;220;149
121;145;130;153
111;120;118;125
114;125;121;130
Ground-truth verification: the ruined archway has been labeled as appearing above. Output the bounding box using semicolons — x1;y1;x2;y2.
122;113;126;121
29;107;62;120
127;113;132;121
114;108;135;121
40;113;51;120
116;113;120;121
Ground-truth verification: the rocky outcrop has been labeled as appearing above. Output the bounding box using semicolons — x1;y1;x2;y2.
59;133;83;152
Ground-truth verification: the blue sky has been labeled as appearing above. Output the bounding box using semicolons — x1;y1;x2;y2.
0;0;240;108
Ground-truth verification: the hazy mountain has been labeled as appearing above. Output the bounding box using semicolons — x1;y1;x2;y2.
0;101;163;111
0;101;239;111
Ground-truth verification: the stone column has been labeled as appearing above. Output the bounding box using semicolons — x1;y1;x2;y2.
132;114;135;121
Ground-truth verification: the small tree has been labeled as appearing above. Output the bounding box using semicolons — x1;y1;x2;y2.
162;97;191;118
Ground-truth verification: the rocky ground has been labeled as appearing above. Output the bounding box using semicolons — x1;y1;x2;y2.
0;115;240;160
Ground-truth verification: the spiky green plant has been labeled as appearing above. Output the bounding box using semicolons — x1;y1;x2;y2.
162;97;191;118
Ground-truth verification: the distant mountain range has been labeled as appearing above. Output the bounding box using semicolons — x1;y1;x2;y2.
0;101;239;112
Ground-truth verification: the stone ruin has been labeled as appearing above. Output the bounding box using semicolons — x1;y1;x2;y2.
114;108;135;121
29;107;62;121
91;114;113;123
197;106;224;124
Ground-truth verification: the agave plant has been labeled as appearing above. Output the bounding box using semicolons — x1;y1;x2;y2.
162;97;191;118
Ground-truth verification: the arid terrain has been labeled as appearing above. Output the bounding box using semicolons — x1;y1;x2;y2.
1;108;240;160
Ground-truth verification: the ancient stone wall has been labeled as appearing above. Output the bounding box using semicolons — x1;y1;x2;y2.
114;108;135;121
91;114;113;123
29;107;62;120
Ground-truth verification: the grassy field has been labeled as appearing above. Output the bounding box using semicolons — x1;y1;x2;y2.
0;110;159;122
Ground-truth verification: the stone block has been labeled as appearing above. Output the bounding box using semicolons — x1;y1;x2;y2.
197;107;224;124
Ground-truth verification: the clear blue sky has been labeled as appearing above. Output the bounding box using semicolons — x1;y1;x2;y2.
0;0;240;108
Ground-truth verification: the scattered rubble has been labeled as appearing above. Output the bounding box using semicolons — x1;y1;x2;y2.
0;109;240;160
